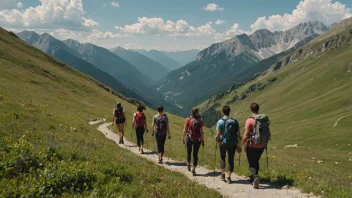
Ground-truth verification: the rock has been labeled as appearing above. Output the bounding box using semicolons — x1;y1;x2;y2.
317;160;323;164
349;158;352;162
334;162;339;165
312;157;316;160
284;144;298;148
282;185;290;190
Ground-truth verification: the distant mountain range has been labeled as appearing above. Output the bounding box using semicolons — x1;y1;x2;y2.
16;31;144;101
131;49;181;71
110;47;170;81
16;31;182;112
155;21;330;110
161;50;200;66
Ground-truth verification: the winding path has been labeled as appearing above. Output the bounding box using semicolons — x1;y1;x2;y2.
93;122;317;198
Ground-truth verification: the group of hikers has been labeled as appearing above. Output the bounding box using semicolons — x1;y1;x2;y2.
112;102;270;189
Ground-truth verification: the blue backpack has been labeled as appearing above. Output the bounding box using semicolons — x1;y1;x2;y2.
219;118;240;145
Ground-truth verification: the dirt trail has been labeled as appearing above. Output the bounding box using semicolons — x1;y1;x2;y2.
93;122;318;198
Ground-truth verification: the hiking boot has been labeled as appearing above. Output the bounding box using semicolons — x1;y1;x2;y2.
220;174;226;182
226;177;232;184
141;149;144;154
191;170;196;176
253;177;261;189
121;139;124;145
248;175;254;183
186;163;191;172
119;138;122;144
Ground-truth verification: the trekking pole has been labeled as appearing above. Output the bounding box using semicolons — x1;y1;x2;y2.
238;152;241;172
266;144;270;181
169;137;172;155
213;142;217;181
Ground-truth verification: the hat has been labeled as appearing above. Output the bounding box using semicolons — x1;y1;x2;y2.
116;102;121;105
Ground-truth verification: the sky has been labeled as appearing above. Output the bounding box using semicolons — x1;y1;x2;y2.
0;0;351;51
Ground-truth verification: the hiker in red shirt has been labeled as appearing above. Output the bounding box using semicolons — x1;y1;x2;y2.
132;104;149;154
240;102;270;189
182;107;204;176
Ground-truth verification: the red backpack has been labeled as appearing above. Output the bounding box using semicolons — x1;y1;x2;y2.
188;117;202;142
135;112;146;127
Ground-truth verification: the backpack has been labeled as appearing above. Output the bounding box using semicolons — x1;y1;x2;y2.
155;114;167;135
114;108;125;123
250;114;271;145
219;118;239;145
135;112;146;128
187;117;202;142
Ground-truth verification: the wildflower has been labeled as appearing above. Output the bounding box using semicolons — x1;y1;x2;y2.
72;166;75;169
160;177;163;181
186;180;190;184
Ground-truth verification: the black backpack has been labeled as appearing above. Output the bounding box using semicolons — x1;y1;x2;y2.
114;108;125;123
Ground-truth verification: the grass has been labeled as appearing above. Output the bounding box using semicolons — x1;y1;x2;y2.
0;28;221;197
196;32;352;197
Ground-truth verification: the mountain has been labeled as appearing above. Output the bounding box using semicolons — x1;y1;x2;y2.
62;39;181;112
16;31;144;101
111;47;170;81
161;49;200;66
199;17;352;197
250;21;329;58
155;21;329;110
0;27;219;197
131;49;181;70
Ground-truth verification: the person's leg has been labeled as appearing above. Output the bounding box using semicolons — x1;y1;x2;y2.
246;147;256;180
186;138;193;171
140;127;145;151
119;124;125;144
136;128;141;148
193;141;201;167
253;148;265;176
192;141;201;175
227;144;236;177
156;135;162;162
160;135;166;159
219;145;226;181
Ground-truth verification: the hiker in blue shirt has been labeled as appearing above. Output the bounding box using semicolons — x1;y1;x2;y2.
215;105;241;184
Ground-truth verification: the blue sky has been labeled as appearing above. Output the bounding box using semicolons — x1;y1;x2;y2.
0;0;351;51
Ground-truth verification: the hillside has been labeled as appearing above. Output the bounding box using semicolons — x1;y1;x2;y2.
199;18;352;197
162;49;200;66
16;31;144;102
132;49;181;71
155;22;328;111
0;27;221;197
111;47;170;81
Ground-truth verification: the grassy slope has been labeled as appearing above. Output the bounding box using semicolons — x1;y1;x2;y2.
0;28;221;197
196;25;352;197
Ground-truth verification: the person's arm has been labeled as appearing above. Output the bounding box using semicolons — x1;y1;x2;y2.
182;119;188;144
124;112;127;126
240;119;251;147
167;116;171;138
200;127;205;146
152;117;156;135
112;109;115;123
215;120;222;143
144;114;148;132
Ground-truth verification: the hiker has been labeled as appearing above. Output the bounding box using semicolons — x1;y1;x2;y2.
112;102;127;144
152;105;171;164
240;102;270;189
132;104;148;154
182;107;205;176
215;105;241;184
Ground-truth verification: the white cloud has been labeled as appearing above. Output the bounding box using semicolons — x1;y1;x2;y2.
0;0;98;30
214;23;248;41
115;17;216;37
215;20;225;25
87;29;127;40
17;2;23;9
251;0;352;32
203;3;224;12
111;2;119;8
